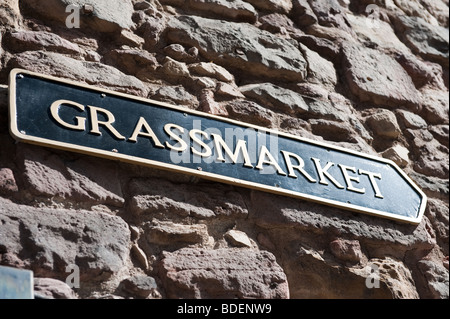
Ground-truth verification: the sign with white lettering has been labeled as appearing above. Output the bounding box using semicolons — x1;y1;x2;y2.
8;69;426;224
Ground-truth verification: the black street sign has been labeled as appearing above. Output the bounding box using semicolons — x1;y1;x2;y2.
8;69;426;224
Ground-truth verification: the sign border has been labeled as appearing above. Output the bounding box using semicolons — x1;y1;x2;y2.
8;68;427;224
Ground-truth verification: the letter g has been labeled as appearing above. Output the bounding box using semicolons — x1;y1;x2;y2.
50;99;86;131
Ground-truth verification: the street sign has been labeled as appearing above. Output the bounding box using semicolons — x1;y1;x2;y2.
8;69;427;224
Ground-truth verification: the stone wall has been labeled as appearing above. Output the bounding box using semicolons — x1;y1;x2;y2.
0;0;448;299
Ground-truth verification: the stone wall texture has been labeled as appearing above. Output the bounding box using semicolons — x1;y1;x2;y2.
0;0;448;299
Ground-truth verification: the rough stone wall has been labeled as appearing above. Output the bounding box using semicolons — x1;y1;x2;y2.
0;0;448;299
